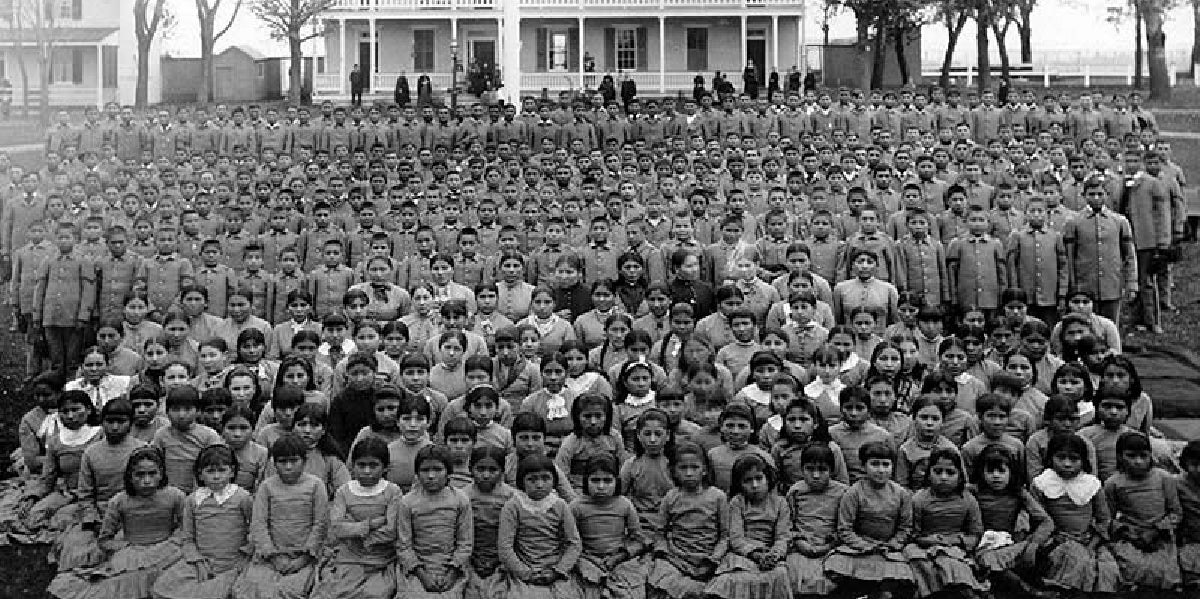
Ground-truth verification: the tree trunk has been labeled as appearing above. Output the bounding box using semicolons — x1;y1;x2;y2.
1191;0;1199;78
976;9;991;91
871;24;888;89
1018;8;1034;64
198;17;214;105
941;12;969;90
136;39;151;107
289;35;303;105
894;27;910;85
1135;2;1144;89
854;15;871;90
992;21;1012;89
1144;4;1171;100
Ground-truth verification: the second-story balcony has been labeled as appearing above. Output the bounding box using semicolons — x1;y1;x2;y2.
325;0;806;13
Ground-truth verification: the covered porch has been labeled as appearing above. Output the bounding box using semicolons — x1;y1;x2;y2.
0;27;120;107
315;9;805;100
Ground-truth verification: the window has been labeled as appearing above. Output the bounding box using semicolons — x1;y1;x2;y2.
57;0;82;20
549;32;568;72
317;56;326;74
413;29;435;71
256;63;265;78
50;49;83;84
686;28;708;71
615;27;637;71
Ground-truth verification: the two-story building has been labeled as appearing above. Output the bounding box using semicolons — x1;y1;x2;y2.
0;0;159;107
316;0;808;103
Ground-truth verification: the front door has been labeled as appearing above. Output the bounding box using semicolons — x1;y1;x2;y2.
358;41;372;91
747;39;766;76
470;40;496;74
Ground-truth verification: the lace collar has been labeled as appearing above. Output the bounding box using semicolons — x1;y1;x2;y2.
515;489;560;513
1033;469;1101;506
194;484;242;506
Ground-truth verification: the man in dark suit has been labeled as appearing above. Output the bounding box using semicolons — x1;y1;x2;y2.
350;64;363;107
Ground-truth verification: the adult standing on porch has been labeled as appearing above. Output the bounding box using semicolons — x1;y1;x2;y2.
394;74;411;108
620;72;637;112
416;75;433;107
692;74;706;105
743;60;759;100
349;64;363;107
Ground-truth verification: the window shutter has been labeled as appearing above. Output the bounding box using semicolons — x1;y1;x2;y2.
71;0;82;19
72;48;83;83
535;28;547;72
604;28;615;71
636;27;647;71
568;28;579;72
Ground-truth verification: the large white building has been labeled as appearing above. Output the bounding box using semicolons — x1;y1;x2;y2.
315;0;808;103
0;0;160;107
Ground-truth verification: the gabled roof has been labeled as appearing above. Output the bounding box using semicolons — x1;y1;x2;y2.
225;45;267;61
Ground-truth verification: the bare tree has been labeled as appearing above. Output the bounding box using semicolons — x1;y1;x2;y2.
134;0;175;107
1011;0;1037;64
973;0;993;91
248;0;335;106
8;0;62;124
195;0;243;105
936;0;972;89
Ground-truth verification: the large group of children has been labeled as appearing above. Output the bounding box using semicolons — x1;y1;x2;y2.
0;82;1195;599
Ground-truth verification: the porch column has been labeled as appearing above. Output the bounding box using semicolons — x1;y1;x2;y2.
340;18;348;96
95;43;104;108
502;0;522;104
658;17;666;93
369;18;377;91
771;15;779;72
796;14;806;78
578;16;585;90
740;16;747;71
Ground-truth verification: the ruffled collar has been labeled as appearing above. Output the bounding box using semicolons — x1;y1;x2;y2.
805;377;845;399
545;391;570;420
349;480;392;497
565;371;601;396
1033;469;1100;506
624;390;656;408
515;489;560;513
194;484;242;506
528;314;562;338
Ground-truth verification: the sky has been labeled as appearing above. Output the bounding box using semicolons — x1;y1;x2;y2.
162;0;1197;63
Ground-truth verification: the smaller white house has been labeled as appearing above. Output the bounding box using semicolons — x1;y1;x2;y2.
0;0;160;107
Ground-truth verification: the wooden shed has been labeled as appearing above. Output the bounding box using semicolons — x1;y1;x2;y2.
161;45;283;103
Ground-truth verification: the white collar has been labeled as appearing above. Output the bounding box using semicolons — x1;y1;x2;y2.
515;489;560;513
740;385;772;406
349;480;393;497
58;424;102;446
624;390;656;408
840;353;862;372
545;391;570;420
1033;469;1100;506
806;378;845;399
194;484;242;506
